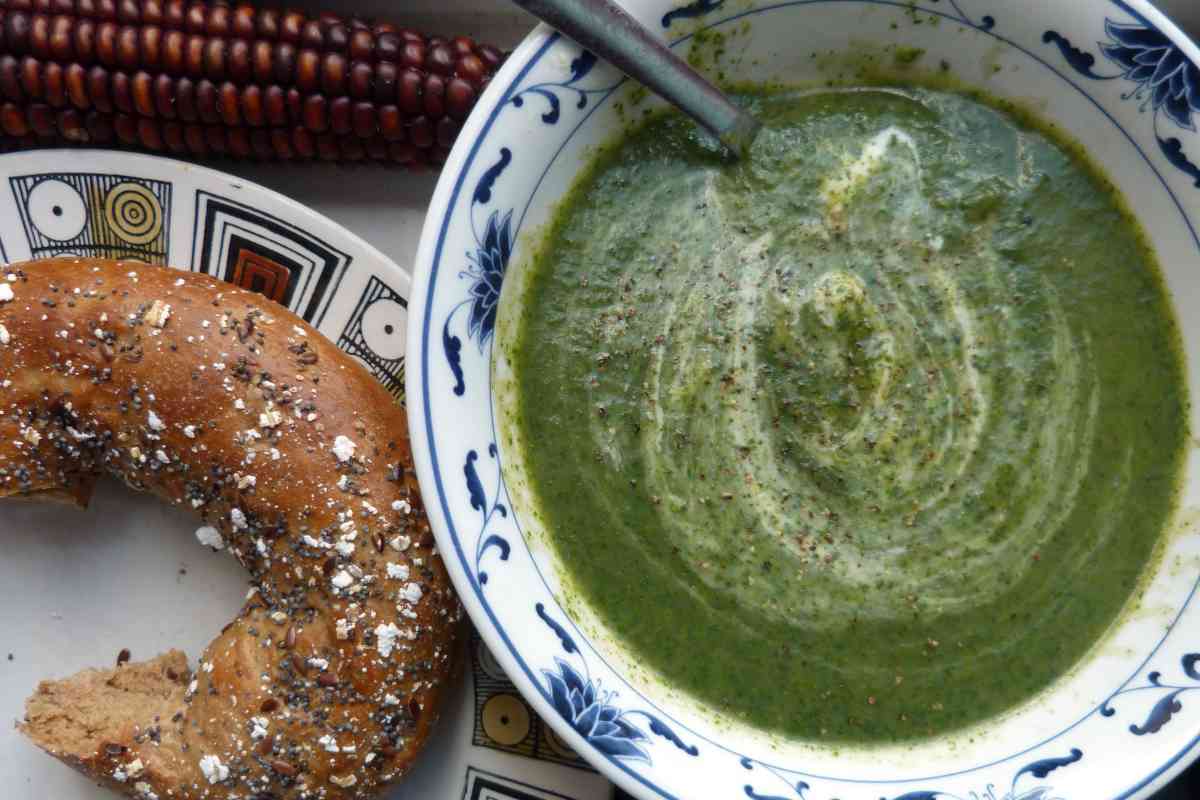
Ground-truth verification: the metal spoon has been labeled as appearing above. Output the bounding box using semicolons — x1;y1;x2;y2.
510;0;762;156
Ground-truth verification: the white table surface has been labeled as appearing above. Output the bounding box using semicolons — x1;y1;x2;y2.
1;3;1198;800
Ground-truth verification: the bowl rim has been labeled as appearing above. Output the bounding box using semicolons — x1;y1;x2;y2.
408;2;1200;798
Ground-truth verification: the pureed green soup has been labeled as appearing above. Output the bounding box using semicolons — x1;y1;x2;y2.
501;87;1189;743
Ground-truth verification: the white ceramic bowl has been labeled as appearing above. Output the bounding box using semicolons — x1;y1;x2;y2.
408;1;1200;797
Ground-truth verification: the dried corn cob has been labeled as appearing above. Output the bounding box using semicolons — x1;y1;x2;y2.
0;0;505;165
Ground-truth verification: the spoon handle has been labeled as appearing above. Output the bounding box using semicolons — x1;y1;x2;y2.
510;0;761;154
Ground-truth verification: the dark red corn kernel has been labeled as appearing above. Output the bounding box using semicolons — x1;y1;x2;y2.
202;34;222;78
421;73;444;119
295;47;317;92
5;9;32;55
0;102;29;135
389;142;416;166
279;10;301;44
50;14;73;60
397;67;420;115
436;115;458;148
205;3;227;37
162;117;185;151
263;83;284;125
328;93;349;134
299;18;320;50
290;124;312;158
131;69;153;115
27;102;54;135
41;60;65;106
139;23;160;67
203;121;225;153
183;31;203;76
426;41;453;76
249;125;270;158
269;126;290;158
112;108;136;141
142;0;163;25
153;72;173;116
110;69;131;111
116;24;138;70
136;113;161;148
228;37;249;81
372;58;395;105
162;28;183;72
348;27;371;61
174;74;195;119
451;35;474;58
320;50;344;95
86;109;114;141
163;1;184;28
29;13;50;59
255;7;276;39
231;4;253;39
347;59;369;99
194;76;217;122
375;30;399;62
350;100;373;138
65;61;88;106
478;44;502;70
95;20;115;64
217;79;238;125
325;22;347;52
240;82;261;125
301;92;324;132
227;124;249;157
445;77;474;121
184;2;204;34
315;130;336;160
284;85;300;122
74;19;96;63
182;119;205;153
364;133;385;161
378;103;402;141
87;64;110;111
408;114;432;148
400;39;423;70
336;132;362;161
0;56;22;101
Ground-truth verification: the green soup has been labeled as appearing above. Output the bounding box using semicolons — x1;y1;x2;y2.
501;87;1189;743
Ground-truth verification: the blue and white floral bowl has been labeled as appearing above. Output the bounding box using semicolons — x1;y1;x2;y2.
408;1;1200;797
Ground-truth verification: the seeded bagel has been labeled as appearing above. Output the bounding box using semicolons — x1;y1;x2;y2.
1;258;462;799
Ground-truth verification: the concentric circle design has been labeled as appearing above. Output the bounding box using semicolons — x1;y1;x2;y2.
481;693;532;746
103;181;163;245
360;298;408;360
26;179;86;241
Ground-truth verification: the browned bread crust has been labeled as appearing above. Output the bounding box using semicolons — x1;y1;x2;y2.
1;258;462;799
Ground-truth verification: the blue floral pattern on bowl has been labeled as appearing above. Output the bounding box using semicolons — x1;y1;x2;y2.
410;1;1200;798
1045;0;1200;184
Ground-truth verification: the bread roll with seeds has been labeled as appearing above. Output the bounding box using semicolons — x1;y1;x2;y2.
2;258;462;800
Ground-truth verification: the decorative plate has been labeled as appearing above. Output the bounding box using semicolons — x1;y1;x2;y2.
0;148;613;800
409;1;1200;799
